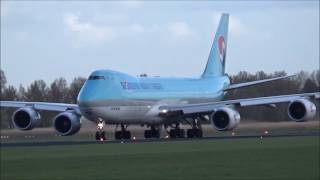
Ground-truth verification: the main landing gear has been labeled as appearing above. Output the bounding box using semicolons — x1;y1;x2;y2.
144;125;160;139
115;124;131;140
165;117;203;139
94;117;203;141
95;120;106;141
168;123;185;138
186;118;203;138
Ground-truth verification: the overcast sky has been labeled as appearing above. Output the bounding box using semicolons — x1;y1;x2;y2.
1;1;319;87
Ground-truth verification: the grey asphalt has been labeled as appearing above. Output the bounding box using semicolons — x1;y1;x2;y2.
1;133;318;148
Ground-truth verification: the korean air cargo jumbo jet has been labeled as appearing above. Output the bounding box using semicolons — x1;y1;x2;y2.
1;14;319;140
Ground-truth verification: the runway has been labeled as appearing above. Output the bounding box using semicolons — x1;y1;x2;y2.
1;133;318;148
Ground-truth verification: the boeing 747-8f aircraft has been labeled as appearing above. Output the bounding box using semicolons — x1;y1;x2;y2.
1;14;319;140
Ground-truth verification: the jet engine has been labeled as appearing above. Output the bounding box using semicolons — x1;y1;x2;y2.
210;107;241;131
287;99;317;122
12;107;40;130
53;111;81;136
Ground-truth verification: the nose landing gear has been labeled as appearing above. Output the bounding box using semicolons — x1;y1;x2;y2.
95;120;106;141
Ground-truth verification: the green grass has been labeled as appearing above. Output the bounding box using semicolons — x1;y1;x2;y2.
1;136;319;180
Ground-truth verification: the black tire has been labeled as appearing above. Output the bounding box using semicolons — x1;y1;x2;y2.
101;131;106;140
187;129;195;138
178;129;185;138
152;130;160;138
95;132;101;140
144;130;152;139
124;131;131;139
196;129;203;138
169;129;176;138
115;131;122;140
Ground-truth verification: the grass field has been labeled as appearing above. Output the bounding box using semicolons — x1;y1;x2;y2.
1;136;319;180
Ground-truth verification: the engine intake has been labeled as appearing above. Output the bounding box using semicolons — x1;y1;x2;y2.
12;107;40;130
53;111;81;136
210;107;241;131
288;99;316;122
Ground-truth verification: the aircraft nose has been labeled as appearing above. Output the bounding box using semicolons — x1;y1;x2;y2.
77;77;109;103
77;81;97;103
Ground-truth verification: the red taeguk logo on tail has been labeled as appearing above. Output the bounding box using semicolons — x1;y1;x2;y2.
218;36;226;64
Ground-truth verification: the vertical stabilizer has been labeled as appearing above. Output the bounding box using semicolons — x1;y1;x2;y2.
202;13;229;78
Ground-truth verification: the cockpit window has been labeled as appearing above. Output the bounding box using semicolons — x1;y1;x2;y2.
88;75;105;80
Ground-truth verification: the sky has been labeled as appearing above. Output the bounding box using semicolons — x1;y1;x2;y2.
1;1;319;87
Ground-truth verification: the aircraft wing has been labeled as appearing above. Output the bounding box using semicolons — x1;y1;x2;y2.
0;101;79;112
223;75;295;91
159;92;320;116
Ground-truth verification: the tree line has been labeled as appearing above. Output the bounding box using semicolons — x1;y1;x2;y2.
0;69;86;128
0;69;319;129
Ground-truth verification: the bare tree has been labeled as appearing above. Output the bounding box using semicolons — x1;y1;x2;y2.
2;85;18;101
0;85;18;128
69;77;86;104
18;84;26;100
310;70;320;87
48;77;69;103
302;78;318;93
24;80;48;102
0;69;7;97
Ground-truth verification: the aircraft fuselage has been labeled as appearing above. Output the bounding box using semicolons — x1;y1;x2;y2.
77;69;229;124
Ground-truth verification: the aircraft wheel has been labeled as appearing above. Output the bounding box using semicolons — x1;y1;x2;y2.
95;131;101;140
196;129;203;138
169;129;177;138
124;131;131;139
101;131;106;140
169;129;185;138
187;129;195;138
115;131;122;140
152;129;160;138
178;129;185;138
187;129;203;138
144;130;152;139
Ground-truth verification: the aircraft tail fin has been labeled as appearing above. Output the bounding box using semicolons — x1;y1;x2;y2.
202;13;229;78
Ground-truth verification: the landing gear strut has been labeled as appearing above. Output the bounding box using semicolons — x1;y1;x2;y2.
115;124;131;140
186;118;203;138
144;125;160;139
95;120;106;141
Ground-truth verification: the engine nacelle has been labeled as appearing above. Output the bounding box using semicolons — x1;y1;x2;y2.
53;111;81;136
287;99;317;122
12;107;40;130
210;107;241;131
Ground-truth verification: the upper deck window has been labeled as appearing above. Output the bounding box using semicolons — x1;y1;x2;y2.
88;75;105;80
